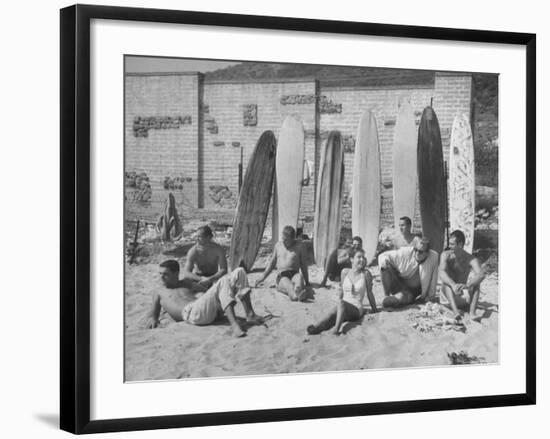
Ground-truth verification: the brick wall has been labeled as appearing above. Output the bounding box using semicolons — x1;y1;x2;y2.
124;71;473;236
319;85;433;230
433;72;473;162
202;79;317;236
125;73;200;222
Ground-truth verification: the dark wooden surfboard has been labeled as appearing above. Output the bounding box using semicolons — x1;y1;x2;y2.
229;131;277;271
313;131;345;269
417;106;446;254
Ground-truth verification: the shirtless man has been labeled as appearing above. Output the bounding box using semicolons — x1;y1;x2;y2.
254;225;310;301
378;237;439;308
143;259;261;337
320;236;363;287
439;230;485;322
182;225;230;291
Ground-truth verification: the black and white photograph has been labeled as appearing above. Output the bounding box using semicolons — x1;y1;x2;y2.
2;0;544;436
124;56;499;381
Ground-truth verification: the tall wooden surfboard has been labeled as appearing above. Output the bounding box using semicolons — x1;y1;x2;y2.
352;111;381;263
449;113;475;253
275;114;305;235
392;100;417;228
314;131;345;268
417;106;446;254
229;131;277;271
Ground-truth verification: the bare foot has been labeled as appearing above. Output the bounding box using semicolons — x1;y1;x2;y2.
329;328;341;336
246;313;264;325
232;327;247;338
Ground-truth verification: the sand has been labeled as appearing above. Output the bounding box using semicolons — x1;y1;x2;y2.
124;246;499;381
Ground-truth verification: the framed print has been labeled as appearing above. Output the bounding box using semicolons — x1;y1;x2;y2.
60;3;536;434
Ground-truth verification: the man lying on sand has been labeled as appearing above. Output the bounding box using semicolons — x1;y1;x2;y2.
439;230;485;323
319;236;363;287
379;237;439;308
308;249;377;335
182;225;236;292
143;259;262;337
255;225;310;301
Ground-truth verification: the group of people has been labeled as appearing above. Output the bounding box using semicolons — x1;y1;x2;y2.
143;217;485;338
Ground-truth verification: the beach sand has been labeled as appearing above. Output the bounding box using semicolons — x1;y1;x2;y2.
124;243;498;381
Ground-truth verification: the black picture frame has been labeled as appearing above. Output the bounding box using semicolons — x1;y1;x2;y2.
60;3;536;434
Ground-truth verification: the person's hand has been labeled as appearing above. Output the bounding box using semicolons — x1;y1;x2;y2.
143;316;159;329
254;278;264;288
453;283;465;296
198;277;213;289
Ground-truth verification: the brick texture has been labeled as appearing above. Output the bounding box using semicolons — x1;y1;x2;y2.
125;72;473;236
125;73;200;222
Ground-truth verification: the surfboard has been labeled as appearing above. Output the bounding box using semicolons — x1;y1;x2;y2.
271;177;278;244
352;111;381;263
449;113;475;253
275;114;305;237
229;131;277;271
313;131;345;268
392;100;417;228
417;106;446;254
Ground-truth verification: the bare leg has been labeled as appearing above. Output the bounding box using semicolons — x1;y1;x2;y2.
307;306;337;334
223;304;246;338
320;250;338;287
468;286;481;318
277;277;297;300
441;284;462;321
237;288;263;324
292;272;306;301
329;301;346;335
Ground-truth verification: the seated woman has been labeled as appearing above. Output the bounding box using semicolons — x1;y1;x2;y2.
307;249;378;335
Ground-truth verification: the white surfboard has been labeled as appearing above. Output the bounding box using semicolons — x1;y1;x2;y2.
275;114;305;238
352;111;381;263
392;100;417;228
449;113;475;253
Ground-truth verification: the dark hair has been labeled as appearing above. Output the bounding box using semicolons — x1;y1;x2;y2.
197;225;213;238
399;216;412;226
282;225;296;238
352;236;363;245
450;230;466;246
159;259;180;273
